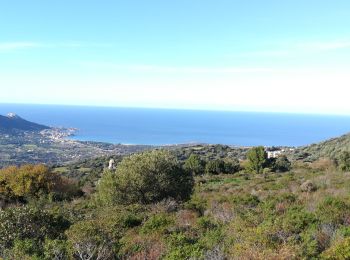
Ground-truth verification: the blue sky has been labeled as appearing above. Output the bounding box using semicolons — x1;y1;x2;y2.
1;1;350;114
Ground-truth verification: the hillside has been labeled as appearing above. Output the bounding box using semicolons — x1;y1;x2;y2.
290;133;350;162
1;122;350;259
1;149;350;259
0;113;50;133
52;144;248;190
0;114;151;167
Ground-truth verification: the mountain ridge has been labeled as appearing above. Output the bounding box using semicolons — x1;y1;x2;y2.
0;113;50;133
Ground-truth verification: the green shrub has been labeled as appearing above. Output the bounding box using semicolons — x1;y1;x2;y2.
141;214;173;234
263;193;297;209
2;239;42;260
232;194;260;208
223;159;240;174
246;146;268;174
184;195;207;216
94;170;119;206
300;230;321;258
65;219;116;260
338;151;350;171
273;155;292;172
316;197;350;225
94;205;145;234
96;150;194;205
281;207;317;234
184;154;205;175
0;206;69;252
196;216;217;231
198;228;224;249
43;239;69;260
337;226;350;237
165;233;203;260
204;158;240;175
205;159;225;175
121;213;143;228
321;237;350;259
0;164;61;201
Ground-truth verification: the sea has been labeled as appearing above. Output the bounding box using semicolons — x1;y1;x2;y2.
1;103;350;147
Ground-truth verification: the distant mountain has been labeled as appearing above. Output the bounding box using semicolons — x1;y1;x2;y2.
290;133;350;161
0;113;50;133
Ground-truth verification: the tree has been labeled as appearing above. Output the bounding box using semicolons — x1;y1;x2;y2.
96;150;194;205
246;146;267;174
273;155;291;172
184;154;204;175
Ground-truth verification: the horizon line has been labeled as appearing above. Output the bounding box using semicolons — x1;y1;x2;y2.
1;102;350;117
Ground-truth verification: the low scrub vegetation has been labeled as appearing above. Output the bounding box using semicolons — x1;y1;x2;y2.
0;147;350;259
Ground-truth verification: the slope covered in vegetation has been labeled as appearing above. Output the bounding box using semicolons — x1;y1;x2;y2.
290;133;350;162
1;147;350;259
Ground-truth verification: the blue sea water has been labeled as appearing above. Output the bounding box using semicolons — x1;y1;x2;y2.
1;104;350;147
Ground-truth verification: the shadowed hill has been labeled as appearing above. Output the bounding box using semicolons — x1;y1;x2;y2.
0;113;50;133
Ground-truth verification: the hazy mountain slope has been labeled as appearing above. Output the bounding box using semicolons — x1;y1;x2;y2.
0;113;50;133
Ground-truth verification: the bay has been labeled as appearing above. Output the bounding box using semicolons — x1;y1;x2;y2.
1;103;350;147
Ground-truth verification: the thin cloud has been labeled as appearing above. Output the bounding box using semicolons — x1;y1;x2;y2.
79;61;274;74
0;41;112;52
58;42;113;48
295;41;350;51
0;42;43;51
235;50;290;58
234;39;350;58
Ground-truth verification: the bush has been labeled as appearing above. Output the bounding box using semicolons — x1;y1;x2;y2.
0;206;70;254
281;206;317;234
94;170;119;206
223;158;240;174
273;155;291;172
64;208;140;260
52;176;83;201
184;154;205;175
205;160;224;175
300;180;317;192
316;197;350;225
65;220;115;260
338;151;350;171
43;239;69;260
321;237;350;259
165;233;203;259
2;238;42;260
141;214;173;234
246;146;268;174
96;150;194;205
184;194;207;216
204;159;238;175
0;164;61;201
232;194;260;208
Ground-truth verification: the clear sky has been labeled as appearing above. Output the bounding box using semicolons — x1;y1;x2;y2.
1;0;350;114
